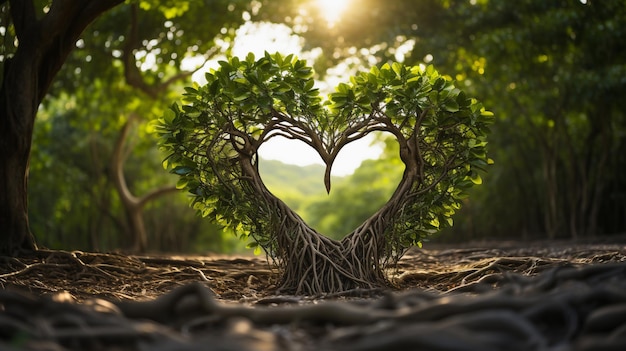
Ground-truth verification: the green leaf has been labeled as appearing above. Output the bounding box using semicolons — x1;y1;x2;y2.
432;77;446;91
446;217;454;226
176;178;189;189
468;171;483;185
442;99;460;112
184;87;198;95
391;62;403;76
163;108;176;124
233;92;251;102
172;166;193;175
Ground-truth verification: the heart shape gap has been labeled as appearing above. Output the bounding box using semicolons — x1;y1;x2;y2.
157;52;493;294
258;133;404;239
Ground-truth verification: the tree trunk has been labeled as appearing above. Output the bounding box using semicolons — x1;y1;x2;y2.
112;115;177;253
541;149;559;239
0;55;38;255
0;0;124;256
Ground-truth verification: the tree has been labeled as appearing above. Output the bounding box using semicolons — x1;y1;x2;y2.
157;53;493;294
111;114;181;252
60;0;247;252
0;0;124;255
89;1;247;252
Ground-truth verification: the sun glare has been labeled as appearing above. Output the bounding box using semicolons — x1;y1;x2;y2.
317;0;350;27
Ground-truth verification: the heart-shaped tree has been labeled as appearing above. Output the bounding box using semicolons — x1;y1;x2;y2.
156;53;493;294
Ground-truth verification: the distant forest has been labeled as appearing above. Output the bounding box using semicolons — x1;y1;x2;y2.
259;159;346;206
258;137;405;241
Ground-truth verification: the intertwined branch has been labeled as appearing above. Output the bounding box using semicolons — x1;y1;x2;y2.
156;53;493;294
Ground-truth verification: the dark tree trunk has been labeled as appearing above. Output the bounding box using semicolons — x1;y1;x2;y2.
0;55;38;255
0;0;124;256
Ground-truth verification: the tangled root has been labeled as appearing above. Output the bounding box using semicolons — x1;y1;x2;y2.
271;220;389;295
3;260;626;350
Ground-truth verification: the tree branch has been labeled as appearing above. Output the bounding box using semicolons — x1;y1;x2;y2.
113;113;180;208
111;114;140;207
137;186;178;209
122;4;158;99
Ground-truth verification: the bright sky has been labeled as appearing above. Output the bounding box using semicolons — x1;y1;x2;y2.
258;135;382;176
186;1;383;176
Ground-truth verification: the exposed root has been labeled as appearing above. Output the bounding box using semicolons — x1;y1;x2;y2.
3;259;626;350
262;173;409;295
272;220;389;295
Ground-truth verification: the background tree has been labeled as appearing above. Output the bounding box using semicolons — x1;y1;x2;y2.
410;0;626;239
38;1;249;252
0;0;124;255
157;53;492;293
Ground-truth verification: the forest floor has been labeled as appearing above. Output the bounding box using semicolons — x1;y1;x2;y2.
1;238;625;350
